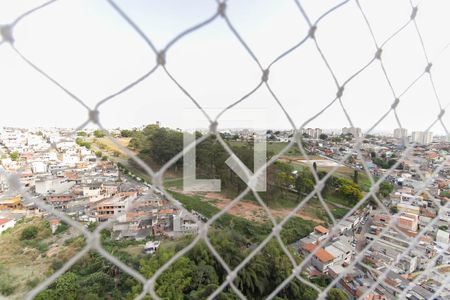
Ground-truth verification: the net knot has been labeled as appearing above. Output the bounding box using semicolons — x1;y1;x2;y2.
309;25;317;39
438;109;445;119
218;2;227;17
0;24;14;43
369;184;379;195
391;98;400;109
374;48;382;60
292;265;302;276
261;69;270;82
209;121;218;133
226;271;237;282
425;63;432;73
336;86;344;98
272;224;282;235
89;110;100;124
411;6;418;20
157;51;166;66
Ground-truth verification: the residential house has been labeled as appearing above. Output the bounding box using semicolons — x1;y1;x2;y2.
0;218;15;234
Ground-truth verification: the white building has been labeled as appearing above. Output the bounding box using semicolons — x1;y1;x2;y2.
35;178;75;195
411;131;433;145
62;153;80;166
325;241;352;265
393;128;408;140
439;206;450;222
31;161;47;174
342;127;362;138
436;230;450;249
0;218;16;234
56;141;76;151
173;210;198;233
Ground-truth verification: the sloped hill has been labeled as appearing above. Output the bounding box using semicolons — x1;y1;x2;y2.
0;217;84;299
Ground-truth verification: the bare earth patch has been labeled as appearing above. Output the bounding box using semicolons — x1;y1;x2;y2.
204;193;324;224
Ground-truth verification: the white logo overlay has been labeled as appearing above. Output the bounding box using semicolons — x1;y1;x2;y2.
182;108;267;192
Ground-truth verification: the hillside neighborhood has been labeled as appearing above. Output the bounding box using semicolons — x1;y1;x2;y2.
0;126;449;299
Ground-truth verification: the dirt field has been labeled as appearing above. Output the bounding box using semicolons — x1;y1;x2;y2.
94;137;132;158
204;193;325;224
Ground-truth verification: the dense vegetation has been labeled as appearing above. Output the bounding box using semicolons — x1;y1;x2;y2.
0;218;85;298
370;151;398;169
32;125;398;299
75;137;92;149
128;125;377;208
36;226;322;300
170;190;316;244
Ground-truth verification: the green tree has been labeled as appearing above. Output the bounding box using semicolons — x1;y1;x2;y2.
94;129;105;138
120;129;133;137
77;131;87;137
294;170;315;200
319;133;328;140
10;151;19;161
54;272;80;300
140;248;194;299
379;181;394;198
390;206;399;214
340;183;363;204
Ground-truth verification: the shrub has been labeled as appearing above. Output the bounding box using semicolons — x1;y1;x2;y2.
21;226;38;240
54;222;69;235
38;242;49;253
51;259;64;271
0;280;15;296
27;277;41;289
94;130;105;138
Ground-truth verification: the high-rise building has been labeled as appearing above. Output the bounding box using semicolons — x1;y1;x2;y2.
342;127;362;138
302;128;323;139
393;128;408;140
313;128;322;139
411;131;433;145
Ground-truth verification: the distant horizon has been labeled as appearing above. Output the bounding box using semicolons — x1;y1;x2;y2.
1;125;446;137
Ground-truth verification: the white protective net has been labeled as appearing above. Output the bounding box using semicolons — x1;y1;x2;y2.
1;0;450;299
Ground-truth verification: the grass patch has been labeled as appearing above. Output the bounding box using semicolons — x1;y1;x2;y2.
0;264;16;296
227;141;302;156
0;218;84;298
323;192;353;208
163;177;183;189
331;207;349;219
93;137;131;159
169;191;316;243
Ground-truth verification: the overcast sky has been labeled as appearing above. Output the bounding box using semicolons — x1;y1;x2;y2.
1;0;450;134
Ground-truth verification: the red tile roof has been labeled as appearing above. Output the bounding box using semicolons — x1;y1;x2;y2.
0;218;12;225
315;248;335;263
314;225;329;234
302;243;335;263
